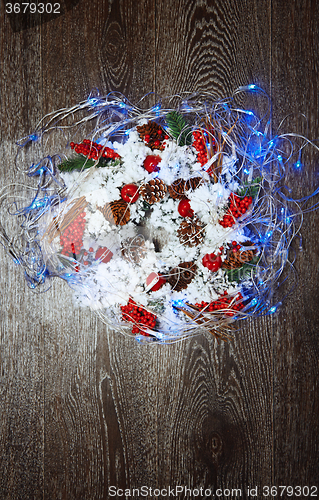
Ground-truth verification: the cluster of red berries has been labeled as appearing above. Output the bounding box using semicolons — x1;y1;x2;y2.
194;291;244;316
70;139;120;161
202;252;222;272
230;241;241;252
60;213;86;256
144;129;169;149
219;194;253;228
192;130;208;166
121;298;157;336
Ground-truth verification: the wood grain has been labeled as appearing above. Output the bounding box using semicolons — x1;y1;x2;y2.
271;0;319;487
0;0;318;498
0;12;44;499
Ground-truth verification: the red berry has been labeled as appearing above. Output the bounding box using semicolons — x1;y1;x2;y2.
95;247;113;264
121;184;139;203
144;134;150;142
143;155;161;173
178;199;194;218
154;140;160;148
202;253;222;272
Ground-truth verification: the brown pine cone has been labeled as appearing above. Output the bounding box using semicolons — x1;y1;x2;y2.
184;176;204;192
168;179;187;200
97;200;130;226
140;179;167;204
168;177;203;199
136;121;165;151
177;216;205;247
121;235;147;264
168;261;197;292
222;243;256;269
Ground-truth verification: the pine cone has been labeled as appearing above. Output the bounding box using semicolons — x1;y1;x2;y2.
136;121;165;151
168;177;203;199
121;235;147;264
140;179;167;204
222;243;256;269
168;261;197;291
168;179;187;200
97;200;130;226
177;216;205;247
185;176;203;192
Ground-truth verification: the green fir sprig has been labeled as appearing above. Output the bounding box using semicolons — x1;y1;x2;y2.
237;177;262;198
226;256;260;283
166;111;192;146
58;154;120;172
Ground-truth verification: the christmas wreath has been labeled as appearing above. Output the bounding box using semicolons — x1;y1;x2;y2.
1;86;316;342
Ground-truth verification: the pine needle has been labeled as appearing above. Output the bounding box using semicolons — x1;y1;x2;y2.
58;154;111;172
237;177;262;198
166;111;192;146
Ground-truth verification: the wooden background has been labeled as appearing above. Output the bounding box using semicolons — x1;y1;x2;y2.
0;0;318;498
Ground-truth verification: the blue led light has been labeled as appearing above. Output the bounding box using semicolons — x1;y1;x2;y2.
269;306;277;314
88;97;99;107
244;168;250;175
152;104;161;116
248;84;258;91
277;155;282;162
251;298;258;306
172;299;185;308
295;160;302;169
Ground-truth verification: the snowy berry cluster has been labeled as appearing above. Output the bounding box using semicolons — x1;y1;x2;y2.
194;291;244;317
60;213;86;256
121;298;157;335
219;194;253;228
70;139;120;161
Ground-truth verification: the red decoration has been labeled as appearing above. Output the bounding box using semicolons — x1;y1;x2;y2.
121;298;157;335
146;272;166;291
219;194;252;228
95;246;113;263
178;199;194;218
194;291;244;317
60;212;86;256
202;253;222;272
70;139;120;161
121;184;139;203
143;155;161;173
193;130;208;167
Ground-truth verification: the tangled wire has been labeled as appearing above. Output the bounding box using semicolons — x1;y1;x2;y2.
0;85;318;343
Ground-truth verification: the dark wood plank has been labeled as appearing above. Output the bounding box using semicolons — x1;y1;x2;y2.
0;11;45;500
37;1;158;497
153;0;273;493
155;0;271;97
271;0;319;486
1;0;318;497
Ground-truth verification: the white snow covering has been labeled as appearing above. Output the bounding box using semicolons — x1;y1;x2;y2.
57;129;251;330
